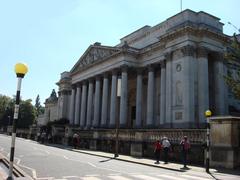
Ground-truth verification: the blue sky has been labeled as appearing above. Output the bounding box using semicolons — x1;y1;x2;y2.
0;0;239;105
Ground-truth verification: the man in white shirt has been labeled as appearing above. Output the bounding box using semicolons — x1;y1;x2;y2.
162;136;171;164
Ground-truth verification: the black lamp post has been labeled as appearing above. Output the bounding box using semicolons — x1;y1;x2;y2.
205;109;212;173
7;63;28;180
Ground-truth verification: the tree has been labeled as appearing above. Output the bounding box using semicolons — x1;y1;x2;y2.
18;99;36;128
0;95;14;126
224;34;240;99
0;95;36;128
35;95;44;117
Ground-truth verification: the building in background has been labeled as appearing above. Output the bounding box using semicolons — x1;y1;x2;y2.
41;9;239;163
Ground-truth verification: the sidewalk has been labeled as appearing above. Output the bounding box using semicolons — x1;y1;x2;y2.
69;147;214;173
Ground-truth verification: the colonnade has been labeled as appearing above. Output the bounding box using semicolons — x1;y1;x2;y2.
69;63;167;129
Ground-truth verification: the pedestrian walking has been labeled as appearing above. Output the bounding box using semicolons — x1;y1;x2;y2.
73;133;79;149
154;140;162;164
180;136;191;168
162;136;171;164
41;131;46;144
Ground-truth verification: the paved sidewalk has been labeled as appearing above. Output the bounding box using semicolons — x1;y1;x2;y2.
70;148;215;173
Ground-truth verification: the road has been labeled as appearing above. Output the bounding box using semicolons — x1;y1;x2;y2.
0;134;239;180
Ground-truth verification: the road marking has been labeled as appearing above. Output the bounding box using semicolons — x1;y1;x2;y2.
15;157;21;164
85;174;99;177
81;177;101;180
63;176;79;178
181;174;211;180
108;175;132;180
157;174;186;180
88;162;96;167
18;164;37;179
131;174;163;180
36;177;54;180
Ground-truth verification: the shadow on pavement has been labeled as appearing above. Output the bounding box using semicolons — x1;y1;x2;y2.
99;157;115;163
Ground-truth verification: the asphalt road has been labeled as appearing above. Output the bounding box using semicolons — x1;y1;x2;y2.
0;134;239;180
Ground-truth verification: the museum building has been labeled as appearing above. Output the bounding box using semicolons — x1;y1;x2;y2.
51;9;236;162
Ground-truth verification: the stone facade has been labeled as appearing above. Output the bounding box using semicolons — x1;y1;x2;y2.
53;9;240;164
37;89;58;126
57;9;231;129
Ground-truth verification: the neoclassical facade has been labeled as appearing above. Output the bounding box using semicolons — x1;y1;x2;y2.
57;9;230;130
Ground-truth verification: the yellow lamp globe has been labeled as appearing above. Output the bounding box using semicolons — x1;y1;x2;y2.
14;63;28;77
205;110;212;117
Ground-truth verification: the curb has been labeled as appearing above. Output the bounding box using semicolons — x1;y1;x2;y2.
71;149;184;172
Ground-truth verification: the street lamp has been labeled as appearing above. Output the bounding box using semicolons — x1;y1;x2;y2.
205;109;212;173
7;63;28;180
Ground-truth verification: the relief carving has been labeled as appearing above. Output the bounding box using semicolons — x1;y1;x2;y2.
77;47;120;70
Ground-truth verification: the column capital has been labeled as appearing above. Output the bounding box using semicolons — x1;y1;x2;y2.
111;68;119;75
160;60;166;68
120;65;128;72
136;67;144;75
82;80;87;85
197;47;209;58
76;82;82;87
180;45;195;57
164;52;172;60
147;64;155;72
88;77;94;83
71;84;76;89
95;75;101;81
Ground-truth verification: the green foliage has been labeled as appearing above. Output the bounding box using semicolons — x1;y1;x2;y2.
0;95;36;128
18;99;36;128
224;34;240;100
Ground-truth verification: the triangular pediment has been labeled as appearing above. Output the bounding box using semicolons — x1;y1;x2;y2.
71;45;120;73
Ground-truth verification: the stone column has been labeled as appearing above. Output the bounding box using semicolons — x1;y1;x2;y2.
110;70;118;127
93;76;101;127
80;81;87;127
69;87;76;125
74;84;81;125
214;53;227;115
147;65;155;127
119;66;128;127
181;45;195;127
165;53;172;127
86;79;94;128
198;47;209;124
135;68;143;128
101;73;109;127
160;61;166;125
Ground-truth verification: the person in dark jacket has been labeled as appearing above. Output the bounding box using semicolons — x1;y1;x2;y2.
180;136;191;168
154;140;162;164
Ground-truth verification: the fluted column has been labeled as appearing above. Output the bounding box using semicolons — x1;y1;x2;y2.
198;47;209;124
110;70;118;127
165;53;172;127
69;87;76;125
74;84;81;125
214;53;227;115
160;62;166;125
119;66;128;127
86;79;94;128
135;68;143;128
101;73;109;127
80;81;87;127
147;65;155;127
93;76;101;127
